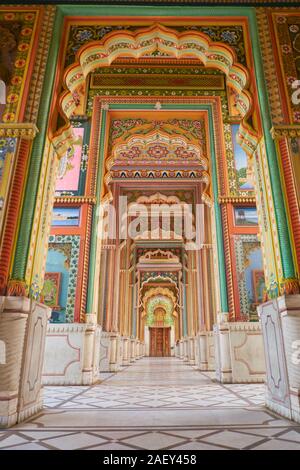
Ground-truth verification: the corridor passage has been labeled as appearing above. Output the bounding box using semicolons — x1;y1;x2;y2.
1;358;300;450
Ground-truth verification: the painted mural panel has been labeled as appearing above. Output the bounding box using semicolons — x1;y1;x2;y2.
43;235;80;322
43;272;61;309
55;126;83;193
55;123;89;196
234;206;258;226
234;234;265;321
51;207;80;226
231;124;254;191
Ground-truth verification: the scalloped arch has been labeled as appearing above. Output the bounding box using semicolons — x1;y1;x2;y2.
142;286;178;313
53;23;258;156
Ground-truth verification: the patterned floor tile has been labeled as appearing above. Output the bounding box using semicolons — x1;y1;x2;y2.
42;432;108;450
0;435;30;448
122;432;185;450
171;441;225;450
276;430;300;443
201;430;265;449
253;439;300;450
1;358;299;450
2;443;49;450
88;443;136;450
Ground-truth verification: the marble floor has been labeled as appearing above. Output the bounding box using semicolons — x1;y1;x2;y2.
1;357;300;450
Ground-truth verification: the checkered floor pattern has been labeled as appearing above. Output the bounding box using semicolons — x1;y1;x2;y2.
1;358;299;450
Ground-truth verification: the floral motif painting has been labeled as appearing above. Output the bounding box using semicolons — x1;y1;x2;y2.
0;9;38;123
273;13;300;123
55;127;84;194
65;24;246;69
42;272;61;309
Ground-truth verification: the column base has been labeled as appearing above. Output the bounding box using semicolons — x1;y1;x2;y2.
228;322;265;383
214;320;232;384
179;340;184;359
108;333;122;372
43;320;101;385
0;296;50;428
183;338;189;362
130;338;136;362
258;295;300;423
188;337;196;365
197;332;208;371
122;337;130;366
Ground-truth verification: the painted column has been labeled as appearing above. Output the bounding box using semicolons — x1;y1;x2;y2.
10;8;64;293
198;331;208;371
181;246;188;337
250;12;298;294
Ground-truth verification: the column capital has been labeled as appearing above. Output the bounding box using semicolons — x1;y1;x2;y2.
6;279;28;297
279;278;300;296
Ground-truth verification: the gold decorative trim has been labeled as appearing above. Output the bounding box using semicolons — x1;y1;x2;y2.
223;116;242;124
218;196;256;204
0;123;39;139
271;125;300;139
25;5;56;123
54;196;97;204
256;9;284;126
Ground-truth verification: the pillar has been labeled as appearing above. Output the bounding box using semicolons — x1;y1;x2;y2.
130;337;136;363
214;313;232;383
188;337;195;365
179;339;184;359
108;333;121;372
198;332;208;371
122;337;130;366
183;337;189;362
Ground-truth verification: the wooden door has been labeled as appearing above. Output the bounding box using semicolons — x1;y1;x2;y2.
150;327;171;357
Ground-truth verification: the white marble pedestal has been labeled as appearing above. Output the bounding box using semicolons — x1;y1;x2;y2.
42;316;101;385
258;295;300;423
214;318;265;383
0;296;50;428
130;338;136;363
188;337;196;365
122;337;130;366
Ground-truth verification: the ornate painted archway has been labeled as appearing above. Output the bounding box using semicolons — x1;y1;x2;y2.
53;24;258;157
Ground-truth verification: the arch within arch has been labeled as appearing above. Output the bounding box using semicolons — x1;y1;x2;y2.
142;287;178;313
53;24;258;157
